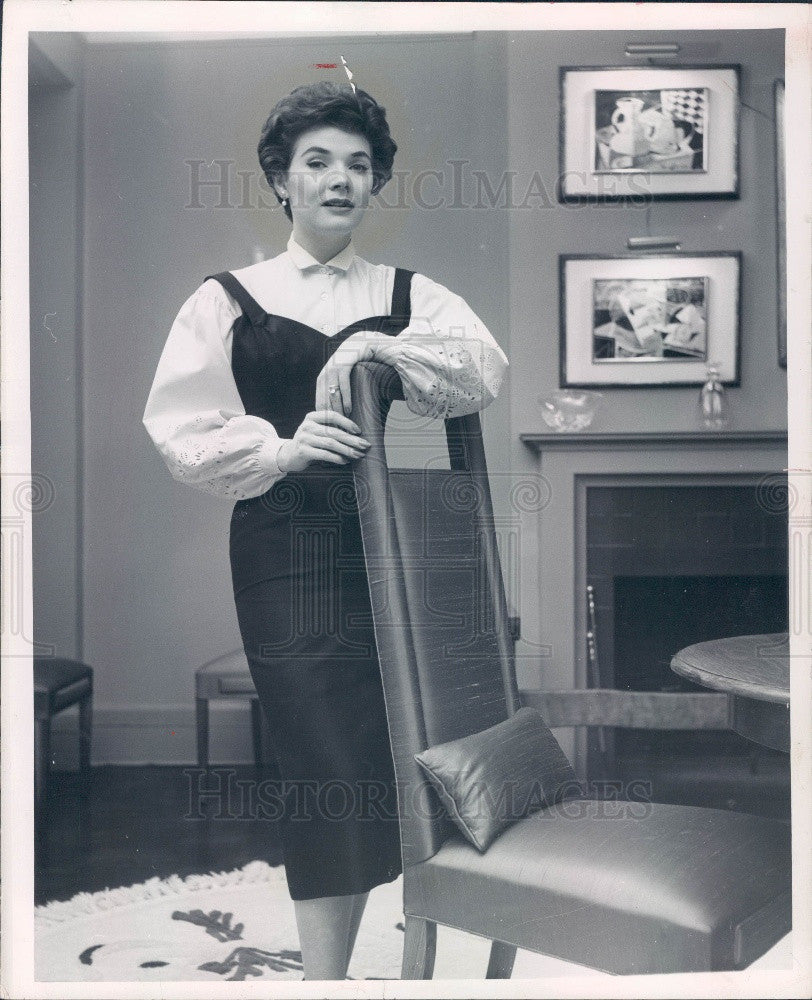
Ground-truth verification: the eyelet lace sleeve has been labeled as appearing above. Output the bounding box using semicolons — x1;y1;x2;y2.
142;282;289;501
375;273;509;419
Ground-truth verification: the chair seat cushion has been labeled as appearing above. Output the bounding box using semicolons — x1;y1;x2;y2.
405;801;791;974
34;658;92;694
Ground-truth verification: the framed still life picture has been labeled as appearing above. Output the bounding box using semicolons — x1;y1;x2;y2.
559;65;741;201
559;252;741;388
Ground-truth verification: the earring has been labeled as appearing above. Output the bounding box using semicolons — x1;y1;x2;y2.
281;196;288;208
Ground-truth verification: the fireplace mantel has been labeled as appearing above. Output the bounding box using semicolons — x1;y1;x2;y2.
521;430;787;452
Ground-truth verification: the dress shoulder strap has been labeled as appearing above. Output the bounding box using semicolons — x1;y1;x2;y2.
204;271;267;327
391;268;414;321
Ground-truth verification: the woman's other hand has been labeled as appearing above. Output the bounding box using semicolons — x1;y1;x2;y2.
314;331;394;416
276;411;371;473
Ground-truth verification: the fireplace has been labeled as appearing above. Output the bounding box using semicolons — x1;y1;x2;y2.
518;431;791;818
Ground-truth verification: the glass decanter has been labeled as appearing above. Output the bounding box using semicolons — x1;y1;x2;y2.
698;363;730;429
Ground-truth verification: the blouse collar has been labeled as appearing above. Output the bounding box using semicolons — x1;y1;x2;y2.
286;234;356;272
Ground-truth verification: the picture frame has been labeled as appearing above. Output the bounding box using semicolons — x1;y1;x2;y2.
559;252;742;388
775;78;787;368
559;65;741;202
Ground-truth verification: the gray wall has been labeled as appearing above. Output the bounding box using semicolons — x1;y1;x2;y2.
77;33;510;762
507;29;787;441
30;29;785;763
29;35;84;660
505;29;787;686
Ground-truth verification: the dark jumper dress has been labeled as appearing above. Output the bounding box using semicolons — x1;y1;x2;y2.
205;267;415;900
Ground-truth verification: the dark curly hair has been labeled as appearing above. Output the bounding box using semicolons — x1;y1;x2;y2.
258;82;398;222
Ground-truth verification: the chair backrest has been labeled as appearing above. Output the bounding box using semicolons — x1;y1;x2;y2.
351;362;519;867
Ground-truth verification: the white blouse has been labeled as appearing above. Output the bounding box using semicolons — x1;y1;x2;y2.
143;234;509;501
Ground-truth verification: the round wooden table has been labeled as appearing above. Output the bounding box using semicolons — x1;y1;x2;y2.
671;633;790;752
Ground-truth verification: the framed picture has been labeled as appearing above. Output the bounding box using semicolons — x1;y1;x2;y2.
559;252;741;388
559;65;740;202
775;79;787;368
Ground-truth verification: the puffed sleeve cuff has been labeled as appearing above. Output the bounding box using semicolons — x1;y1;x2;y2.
148;411;289;501
387;272;509;419
391;337;508;419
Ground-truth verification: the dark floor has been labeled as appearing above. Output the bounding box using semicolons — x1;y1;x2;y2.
35;764;284;906
36;751;791;907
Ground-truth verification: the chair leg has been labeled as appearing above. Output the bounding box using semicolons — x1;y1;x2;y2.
196;697;209;770
401;916;436;980
486;940;517;979
78;692;93;774
250;698;264;768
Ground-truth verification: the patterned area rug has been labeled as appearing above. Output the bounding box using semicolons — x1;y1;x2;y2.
35;861;406;982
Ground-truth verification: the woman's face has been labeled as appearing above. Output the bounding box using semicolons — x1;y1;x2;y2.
276;125;374;240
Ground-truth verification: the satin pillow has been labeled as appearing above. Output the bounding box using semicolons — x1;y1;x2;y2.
414;707;579;852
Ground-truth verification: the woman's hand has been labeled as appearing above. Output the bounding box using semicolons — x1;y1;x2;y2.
276;410;371;473
315;331;396;416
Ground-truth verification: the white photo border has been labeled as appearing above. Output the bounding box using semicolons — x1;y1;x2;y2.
2;5;810;1000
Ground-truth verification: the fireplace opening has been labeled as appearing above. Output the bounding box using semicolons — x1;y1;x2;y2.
614;573;788;695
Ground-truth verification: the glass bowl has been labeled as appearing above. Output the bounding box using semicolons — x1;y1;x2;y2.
539;390;603;432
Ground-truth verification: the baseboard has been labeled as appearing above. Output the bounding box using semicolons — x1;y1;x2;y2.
48;703;257;769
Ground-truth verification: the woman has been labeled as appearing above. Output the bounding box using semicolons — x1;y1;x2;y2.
143;81;508;980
